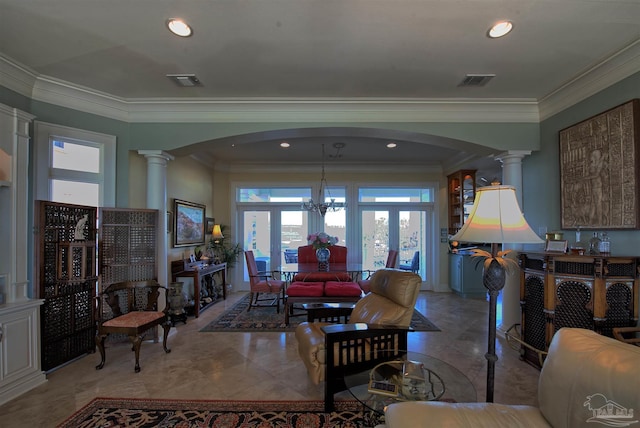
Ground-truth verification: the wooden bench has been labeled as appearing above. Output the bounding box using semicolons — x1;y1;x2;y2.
95;280;171;373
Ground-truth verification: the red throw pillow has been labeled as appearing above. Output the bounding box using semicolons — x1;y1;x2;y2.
286;282;325;297
324;281;363;297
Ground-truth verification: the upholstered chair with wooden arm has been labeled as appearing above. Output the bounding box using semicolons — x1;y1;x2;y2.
295;269;421;411
95;280;171;373
294;244;351;282
245;250;286;313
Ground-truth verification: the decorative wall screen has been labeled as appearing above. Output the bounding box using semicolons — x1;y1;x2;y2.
99;208;158;288
35;203;158;372
35;201;98;371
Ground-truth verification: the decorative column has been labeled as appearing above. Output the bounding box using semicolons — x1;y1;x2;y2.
495;150;532;335
138;150;174;292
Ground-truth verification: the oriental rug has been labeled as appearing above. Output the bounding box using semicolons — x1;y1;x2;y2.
57;398;362;428
200;293;440;333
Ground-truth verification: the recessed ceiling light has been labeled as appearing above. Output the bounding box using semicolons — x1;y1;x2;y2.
280;141;290;148
167;19;193;37
387;142;397;148
488;21;513;38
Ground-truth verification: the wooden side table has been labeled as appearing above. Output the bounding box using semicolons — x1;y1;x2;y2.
302;302;355;323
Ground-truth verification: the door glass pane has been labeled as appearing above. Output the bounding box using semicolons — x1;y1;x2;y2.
281;210;308;264
361;210;389;271
243;211;271;280
325;209;346;246
51;180;99;206
52;140;100;173
399;210;426;279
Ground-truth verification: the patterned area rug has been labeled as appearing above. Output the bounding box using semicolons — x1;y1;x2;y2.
57;398;362;428
200;293;440;332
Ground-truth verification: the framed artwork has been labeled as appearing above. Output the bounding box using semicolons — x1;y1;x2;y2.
545;239;568;253
559;99;640;230
173;199;206;247
206;217;215;234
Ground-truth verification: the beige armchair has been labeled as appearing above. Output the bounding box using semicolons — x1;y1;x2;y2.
294;269;421;411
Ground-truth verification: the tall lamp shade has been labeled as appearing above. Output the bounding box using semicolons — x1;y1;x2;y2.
451;185;542;403
451;185;542;245
212;224;224;241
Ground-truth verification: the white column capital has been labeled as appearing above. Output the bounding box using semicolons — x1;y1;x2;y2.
137;150;174;163
494;150;532;165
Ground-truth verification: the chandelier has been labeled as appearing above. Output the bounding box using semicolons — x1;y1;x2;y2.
302;144;346;217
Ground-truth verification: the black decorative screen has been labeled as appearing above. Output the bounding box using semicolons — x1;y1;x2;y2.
554;280;594;333
601;282;633;337
523;274;546;353
37;201;97;371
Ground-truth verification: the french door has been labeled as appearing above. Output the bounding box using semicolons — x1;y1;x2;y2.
238;207;309;288
360;207;430;282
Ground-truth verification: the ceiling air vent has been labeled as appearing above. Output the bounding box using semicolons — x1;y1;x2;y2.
458;74;495;87
166;74;202;87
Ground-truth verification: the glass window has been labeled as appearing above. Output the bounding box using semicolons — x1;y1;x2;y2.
52;140;100;173
35;122;116;207
237;187;311;203
358;187;433;203
51;180;99;206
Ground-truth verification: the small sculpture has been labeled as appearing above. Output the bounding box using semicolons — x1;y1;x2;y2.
74;214;88;240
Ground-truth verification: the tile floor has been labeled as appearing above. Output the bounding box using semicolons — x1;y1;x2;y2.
0;291;541;427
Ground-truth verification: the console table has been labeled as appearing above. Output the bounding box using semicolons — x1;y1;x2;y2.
171;259;226;318
517;252;639;367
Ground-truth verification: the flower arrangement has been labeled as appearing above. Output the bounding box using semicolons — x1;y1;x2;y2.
307;232;338;249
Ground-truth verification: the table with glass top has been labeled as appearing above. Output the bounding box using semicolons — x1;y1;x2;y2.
344;350;476;424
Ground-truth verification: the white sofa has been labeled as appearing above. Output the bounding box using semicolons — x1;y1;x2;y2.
384;328;640;428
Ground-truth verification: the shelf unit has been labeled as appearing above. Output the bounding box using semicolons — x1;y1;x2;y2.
447;170;476;235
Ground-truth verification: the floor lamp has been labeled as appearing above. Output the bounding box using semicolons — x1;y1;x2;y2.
451;185;543;402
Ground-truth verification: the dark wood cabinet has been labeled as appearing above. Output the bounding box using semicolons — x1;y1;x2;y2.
518;252;639;368
171;259;226;318
447;170;476;235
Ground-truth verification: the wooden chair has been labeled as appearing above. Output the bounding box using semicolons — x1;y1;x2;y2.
245;250;286;312
399;250;420;273
95;280;171;373
613;327;640;346
294;245;351;282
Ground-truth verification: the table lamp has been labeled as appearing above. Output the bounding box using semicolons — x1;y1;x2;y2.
212;224;224;243
450;184;543;402
211;224;224;263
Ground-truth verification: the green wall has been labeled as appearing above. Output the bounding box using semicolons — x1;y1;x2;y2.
524;72;640;255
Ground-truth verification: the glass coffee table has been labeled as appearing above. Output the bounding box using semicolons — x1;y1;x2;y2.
344;351;476;425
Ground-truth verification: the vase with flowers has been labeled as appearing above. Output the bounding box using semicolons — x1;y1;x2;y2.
308;232;338;271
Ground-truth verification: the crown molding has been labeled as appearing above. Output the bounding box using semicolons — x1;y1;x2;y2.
0;55;37;99
538;38;640;120
216;161;442;174
2;41;639;125
0;55;538;123
123;98;540;123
